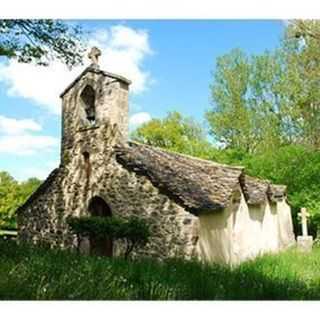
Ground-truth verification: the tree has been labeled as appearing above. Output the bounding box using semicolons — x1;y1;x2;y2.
206;49;253;153
289;20;320;41
0;172;41;229
206;48;291;154
0;20;84;67
282;20;320;149
207;20;320;153
17;178;42;209
0;172;18;229
131;111;219;160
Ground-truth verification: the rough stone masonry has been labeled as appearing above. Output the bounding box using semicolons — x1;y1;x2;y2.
17;49;296;264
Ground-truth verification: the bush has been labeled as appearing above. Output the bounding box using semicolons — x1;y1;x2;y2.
67;216;150;259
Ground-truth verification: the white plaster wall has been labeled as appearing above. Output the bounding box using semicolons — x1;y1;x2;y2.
261;202;280;253
196;193;295;265
231;194;266;264
231;193;253;264
276;199;296;249
196;190;264;265
247;205;264;257
196;206;234;265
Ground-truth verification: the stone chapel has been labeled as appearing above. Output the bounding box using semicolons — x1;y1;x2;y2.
17;48;296;265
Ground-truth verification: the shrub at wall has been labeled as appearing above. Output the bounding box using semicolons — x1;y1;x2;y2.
67;216;150;259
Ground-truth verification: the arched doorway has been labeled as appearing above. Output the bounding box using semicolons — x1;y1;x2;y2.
88;196;113;257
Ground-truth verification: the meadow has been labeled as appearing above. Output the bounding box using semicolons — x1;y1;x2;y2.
1;239;320;300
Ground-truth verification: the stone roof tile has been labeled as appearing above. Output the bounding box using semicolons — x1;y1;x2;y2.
115;142;244;214
268;184;287;203
240;175;270;205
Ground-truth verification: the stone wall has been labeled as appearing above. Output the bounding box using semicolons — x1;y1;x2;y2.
17;123;200;260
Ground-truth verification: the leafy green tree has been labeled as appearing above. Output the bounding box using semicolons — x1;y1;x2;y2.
206;48;291;154
18;178;42;200
0;172;19;229
0;172;41;229
248;51;291;148
131;111;219;160
206;49;254;153
282;20;320;149
0;19;84;67
208;21;320;153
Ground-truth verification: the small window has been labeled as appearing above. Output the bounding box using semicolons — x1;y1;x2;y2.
83;151;90;163
80;85;96;125
83;151;91;179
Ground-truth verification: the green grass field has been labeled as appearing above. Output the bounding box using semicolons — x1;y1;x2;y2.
1;239;320;300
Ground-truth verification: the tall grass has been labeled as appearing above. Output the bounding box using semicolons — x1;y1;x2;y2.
1;239;320;300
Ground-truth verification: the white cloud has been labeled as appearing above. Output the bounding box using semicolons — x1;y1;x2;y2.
88;26;152;95
0;115;41;135
0;61;75;114
129;112;152;128
0;115;58;155
0;25;153;115
14;161;59;181
0;134;58;155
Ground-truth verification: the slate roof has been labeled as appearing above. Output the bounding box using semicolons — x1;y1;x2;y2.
240;174;287;205
268;184;287;203
115;142;244;214
240;175;270;205
115;142;288;213
17;142;288;216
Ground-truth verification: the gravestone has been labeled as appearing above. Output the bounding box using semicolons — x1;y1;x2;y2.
297;207;313;253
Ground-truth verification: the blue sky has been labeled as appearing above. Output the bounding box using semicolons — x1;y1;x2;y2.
0;20;285;181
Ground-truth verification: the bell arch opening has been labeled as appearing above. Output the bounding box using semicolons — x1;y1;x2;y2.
88;196;113;257
80;85;96;125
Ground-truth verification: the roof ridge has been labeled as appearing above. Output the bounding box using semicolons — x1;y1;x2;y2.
128;140;244;171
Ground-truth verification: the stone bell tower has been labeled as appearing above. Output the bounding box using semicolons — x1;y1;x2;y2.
59;47;131;165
